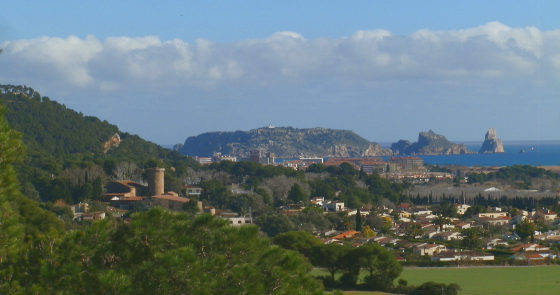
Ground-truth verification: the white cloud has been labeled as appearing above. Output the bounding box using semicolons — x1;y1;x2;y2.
2;35;101;87
1;22;558;92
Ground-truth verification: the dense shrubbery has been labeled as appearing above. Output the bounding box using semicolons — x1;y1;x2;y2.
467;165;559;188
272;232;403;292
38;209;323;294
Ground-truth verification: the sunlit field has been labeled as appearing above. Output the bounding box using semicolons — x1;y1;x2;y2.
318;266;560;295
400;266;560;295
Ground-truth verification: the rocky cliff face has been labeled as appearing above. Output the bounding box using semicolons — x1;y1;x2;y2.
179;127;392;158
479;128;504;154
390;130;471;155
363;143;393;156
103;133;121;153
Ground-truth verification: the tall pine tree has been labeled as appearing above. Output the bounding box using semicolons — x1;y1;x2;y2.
0;105;62;292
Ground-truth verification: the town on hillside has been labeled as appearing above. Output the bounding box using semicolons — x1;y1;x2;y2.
71;151;560;268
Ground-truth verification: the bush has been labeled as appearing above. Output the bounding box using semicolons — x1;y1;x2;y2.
409;281;461;295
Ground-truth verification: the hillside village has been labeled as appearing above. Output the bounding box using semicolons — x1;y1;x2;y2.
68;151;560;268
3;85;560;292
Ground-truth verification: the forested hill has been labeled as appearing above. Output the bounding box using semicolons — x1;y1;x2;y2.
179;126;392;158
0;85;196;165
0;85;198;203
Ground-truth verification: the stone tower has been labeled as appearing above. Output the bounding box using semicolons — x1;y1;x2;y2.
147;167;165;196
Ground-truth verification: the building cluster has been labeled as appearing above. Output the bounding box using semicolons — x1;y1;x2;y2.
192;148;456;183
294;198;560;265
194;153;239;165
71;167;252;227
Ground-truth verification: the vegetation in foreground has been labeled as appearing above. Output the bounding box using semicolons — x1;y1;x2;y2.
4;85;560;294
0;103;322;294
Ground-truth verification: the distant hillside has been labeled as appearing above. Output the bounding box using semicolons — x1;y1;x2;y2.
391;130;471;155
179;126;392;158
0;85;198;173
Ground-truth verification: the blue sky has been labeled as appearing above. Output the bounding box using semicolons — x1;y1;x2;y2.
1;1;559;144
3;1;559;41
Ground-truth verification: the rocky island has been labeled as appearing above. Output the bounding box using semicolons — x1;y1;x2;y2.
479;128;505;154
179;126;392;158
390;130;471;155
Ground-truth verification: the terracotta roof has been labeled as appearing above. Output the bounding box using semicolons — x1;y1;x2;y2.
525;253;545;259
359;159;386;165
332;230;360;240
479;216;510;220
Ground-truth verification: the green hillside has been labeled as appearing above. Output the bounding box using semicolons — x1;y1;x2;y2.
0;84;198;203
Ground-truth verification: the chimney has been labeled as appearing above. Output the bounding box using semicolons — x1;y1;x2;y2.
147;167;165;196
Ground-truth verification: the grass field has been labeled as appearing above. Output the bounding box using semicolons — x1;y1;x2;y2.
400;266;560;295
316;266;560;294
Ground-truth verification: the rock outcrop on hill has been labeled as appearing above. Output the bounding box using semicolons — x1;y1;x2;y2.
390;130;471;155
103;133;121;153
479;128;504;154
179;127;392;158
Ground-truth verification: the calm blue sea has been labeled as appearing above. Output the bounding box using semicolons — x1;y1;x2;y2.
274;141;560;167
383;141;560;167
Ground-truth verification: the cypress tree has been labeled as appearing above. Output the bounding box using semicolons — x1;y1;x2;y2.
356;208;362;231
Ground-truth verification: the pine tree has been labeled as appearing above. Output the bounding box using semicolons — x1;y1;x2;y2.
0;105;26;291
356;208;362;231
287;183;307;204
0;105;63;292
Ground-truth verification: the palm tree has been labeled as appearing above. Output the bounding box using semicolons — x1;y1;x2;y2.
432;215;452;232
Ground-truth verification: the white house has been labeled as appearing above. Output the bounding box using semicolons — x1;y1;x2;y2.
455;204;471;215
324;201;345;212
413;243;447;256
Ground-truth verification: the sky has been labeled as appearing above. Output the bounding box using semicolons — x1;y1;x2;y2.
1;1;559;145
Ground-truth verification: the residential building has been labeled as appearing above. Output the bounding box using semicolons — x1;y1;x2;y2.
151;192;190;211
323;201;345;212
387;157;425;172
455;204;471;215
413;243;447;256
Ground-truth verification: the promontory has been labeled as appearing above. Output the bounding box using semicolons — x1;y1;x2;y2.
390;130;471;155
178;126;392;158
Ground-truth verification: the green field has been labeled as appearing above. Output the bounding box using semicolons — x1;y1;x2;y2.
400;266;560;295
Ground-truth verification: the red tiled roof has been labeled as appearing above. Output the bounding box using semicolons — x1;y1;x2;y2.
332;230;360;240
525;253;545;259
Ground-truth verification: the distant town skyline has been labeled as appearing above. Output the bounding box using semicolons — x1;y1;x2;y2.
1;1;559;144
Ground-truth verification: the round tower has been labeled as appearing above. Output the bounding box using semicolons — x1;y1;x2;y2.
147;167;165;196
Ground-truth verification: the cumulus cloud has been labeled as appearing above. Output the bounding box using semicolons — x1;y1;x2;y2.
3;35;102;87
1;22;559;92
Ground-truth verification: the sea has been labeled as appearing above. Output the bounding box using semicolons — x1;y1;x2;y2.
379;141;560;167
273;141;560;167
